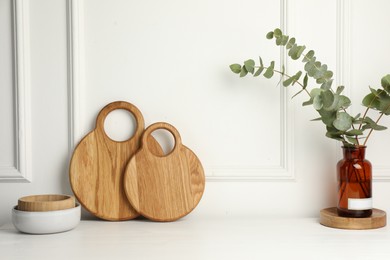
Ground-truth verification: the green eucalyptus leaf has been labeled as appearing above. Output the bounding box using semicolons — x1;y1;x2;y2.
337;95;351;109
313;64;327;79
288;44;298;58
346;136;359;145
254;66;264;77
325;126;345;141
289;45;306;60
333;112;352;131
324;94;340;111
286;38;296;49
354;113;361;120
305;61;322;77
274;28;282;37
381;74;390;92
263;61;275;79
363;116;376;125
310;117;322;121
295;46;306;60
283;75;294;87
369;87;378;95
362;93;380;109
266;31;274;39
303;50;315;62
302;99;313;106
324;70;333;79
310;88;322;97
378;91;390;115
326;125;344;134
316;77;327;84
319;109;337;127
320;79;333;90
313;95;323;110
240;66;248;77
276;37;282;46
375;125;387;130
292;71;302;85
259;57;264;68
336;86;345;95
362;116;387;131
281;35;289;46
303;73;308;88
230;64;242;74
244;59;255;74
321;90;334;108
326;133;345;142
345;129;363;136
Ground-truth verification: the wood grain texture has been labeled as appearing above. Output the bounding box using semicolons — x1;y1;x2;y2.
124;122;205;222
69;101;163;221
320;207;386;230
18;195;75;212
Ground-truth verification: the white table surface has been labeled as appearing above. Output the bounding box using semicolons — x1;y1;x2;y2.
1;216;390;260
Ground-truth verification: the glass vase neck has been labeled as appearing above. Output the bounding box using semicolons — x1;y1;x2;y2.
342;146;366;160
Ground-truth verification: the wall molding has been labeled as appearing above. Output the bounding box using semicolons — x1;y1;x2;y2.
0;0;32;182
67;0;85;154
67;0;295;181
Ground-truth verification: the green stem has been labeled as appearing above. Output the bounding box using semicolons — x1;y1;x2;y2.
359;107;370;130
269;68;312;97
363;112;385;146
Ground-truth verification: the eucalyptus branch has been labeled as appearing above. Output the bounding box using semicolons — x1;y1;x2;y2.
259;66;312;97
230;28;390;147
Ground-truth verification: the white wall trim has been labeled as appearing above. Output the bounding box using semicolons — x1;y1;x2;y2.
67;0;85;153
0;0;32;183
67;0;294;181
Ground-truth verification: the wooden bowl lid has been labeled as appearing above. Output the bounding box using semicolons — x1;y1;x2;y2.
18;194;75;212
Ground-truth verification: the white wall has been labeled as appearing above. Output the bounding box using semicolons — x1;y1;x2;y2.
1;0;390;225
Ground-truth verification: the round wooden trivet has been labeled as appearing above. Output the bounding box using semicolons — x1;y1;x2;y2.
320;207;386;230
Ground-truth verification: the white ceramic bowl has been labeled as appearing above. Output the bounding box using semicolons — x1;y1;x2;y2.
12;203;81;234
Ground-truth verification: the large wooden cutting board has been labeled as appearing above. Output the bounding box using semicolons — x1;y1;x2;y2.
69;101;162;221
124;122;205;222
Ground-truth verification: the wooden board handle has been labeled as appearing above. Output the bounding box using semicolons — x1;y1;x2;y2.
95;101;145;142
141;122;182;156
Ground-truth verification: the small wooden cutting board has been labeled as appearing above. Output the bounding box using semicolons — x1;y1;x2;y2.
124;122;205;222
69;101;162;221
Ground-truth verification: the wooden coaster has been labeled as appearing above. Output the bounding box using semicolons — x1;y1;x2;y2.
320;207;386;230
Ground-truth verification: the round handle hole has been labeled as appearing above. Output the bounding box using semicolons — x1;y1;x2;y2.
104;109;136;142
150;129;175;156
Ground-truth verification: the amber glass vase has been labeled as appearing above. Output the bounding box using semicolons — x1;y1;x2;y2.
337;146;372;218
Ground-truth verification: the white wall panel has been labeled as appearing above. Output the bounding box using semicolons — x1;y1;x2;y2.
0;0;32;182
70;0;294;180
0;0;69;225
